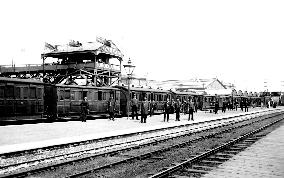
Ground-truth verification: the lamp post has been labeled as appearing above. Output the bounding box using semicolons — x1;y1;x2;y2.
123;58;135;119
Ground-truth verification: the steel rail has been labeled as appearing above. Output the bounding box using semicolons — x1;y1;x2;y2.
65;110;282;178
149;112;284;178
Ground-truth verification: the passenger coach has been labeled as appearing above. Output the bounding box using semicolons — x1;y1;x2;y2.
116;86;171;116
171;90;203;110
45;84;120;119
0;77;44;121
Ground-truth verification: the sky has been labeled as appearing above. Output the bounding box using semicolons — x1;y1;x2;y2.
0;0;283;91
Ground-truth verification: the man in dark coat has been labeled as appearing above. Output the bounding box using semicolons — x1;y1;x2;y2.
222;101;227;113
131;94;139;120
140;96;149;123
244;99;248;112
108;95;116;121
188;99;194;121
164;98;171;122
214;100;219;114
149;99;155;117
80;97;89;122
240;99;244;111
234;100;238;111
175;98;181;121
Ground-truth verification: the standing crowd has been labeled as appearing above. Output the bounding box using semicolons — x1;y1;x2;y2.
131;95;197;123
80;95;276;123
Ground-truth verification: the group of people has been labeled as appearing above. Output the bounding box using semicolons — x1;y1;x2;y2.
131;95;196;123
80;96;117;122
213;99;250;114
80;94;198;123
130;94;155;123
80;95;262;122
163;98;195;122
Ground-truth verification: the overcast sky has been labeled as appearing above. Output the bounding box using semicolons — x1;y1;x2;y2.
0;0;283;91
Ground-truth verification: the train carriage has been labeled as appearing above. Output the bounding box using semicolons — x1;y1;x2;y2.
0;77;44;121
116;86;170;116
271;92;281;106
202;95;216;111
45;84;120;118
249;96;261;107
202;94;230;111
171;91;203;112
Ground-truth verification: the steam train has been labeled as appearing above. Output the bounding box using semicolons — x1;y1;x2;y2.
0;77;281;122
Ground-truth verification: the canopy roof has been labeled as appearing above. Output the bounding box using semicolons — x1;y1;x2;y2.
42;39;123;60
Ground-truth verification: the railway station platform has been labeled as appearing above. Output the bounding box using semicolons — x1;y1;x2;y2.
0;107;281;155
203;122;284;178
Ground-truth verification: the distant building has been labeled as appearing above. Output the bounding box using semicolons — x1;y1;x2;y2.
148;78;234;95
120;76;241;96
166;78;228;93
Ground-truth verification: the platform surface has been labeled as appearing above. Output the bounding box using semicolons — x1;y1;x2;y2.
203;119;284;178
0;107;278;154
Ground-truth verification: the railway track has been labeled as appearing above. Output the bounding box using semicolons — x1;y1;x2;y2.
0;109;282;177
67;109;284;178
150;116;284;178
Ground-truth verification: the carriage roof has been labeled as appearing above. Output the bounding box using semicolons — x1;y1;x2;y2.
0;77;43;84
115;86;170;93
55;84;120;90
171;91;201;96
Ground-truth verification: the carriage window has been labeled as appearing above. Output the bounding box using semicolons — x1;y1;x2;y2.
37;88;43;99
30;87;36;99
70;91;75;100
0;86;4;98
23;87;28;99
5;85;14;98
168;95;171;101
131;92;135;99
139;93;143;101
98;91;102;101
75;91;82;100
59;89;64;100
103;92;107;100
94;91;98;100
116;92;119;101
83;91;88;100
65;90;70;99
15;87;21;99
87;90;94;100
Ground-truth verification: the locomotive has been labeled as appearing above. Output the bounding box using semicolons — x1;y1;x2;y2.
0;77;274;122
